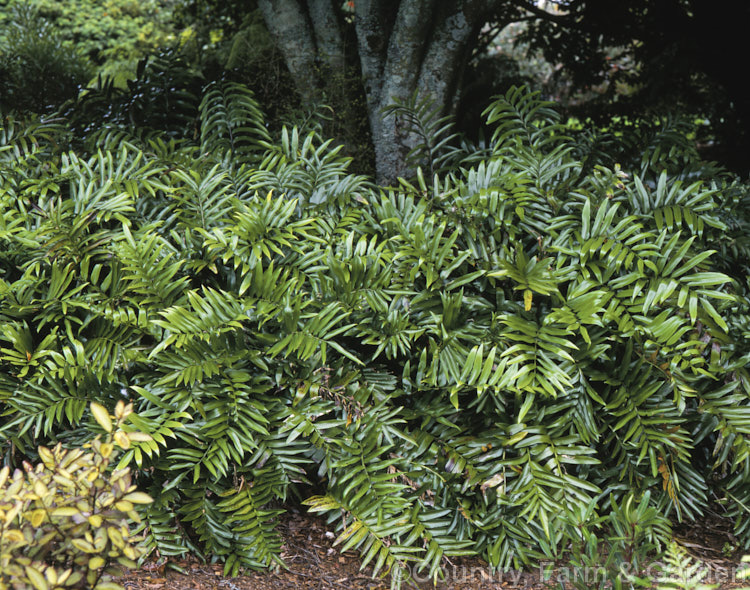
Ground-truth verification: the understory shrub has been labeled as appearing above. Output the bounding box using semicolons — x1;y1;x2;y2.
0;5;92;113
0;402;151;590
0;0;176;88
0;85;748;587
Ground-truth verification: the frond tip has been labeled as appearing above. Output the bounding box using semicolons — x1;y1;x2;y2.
655;543;717;590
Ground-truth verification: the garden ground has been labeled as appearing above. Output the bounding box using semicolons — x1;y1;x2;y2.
118;510;747;590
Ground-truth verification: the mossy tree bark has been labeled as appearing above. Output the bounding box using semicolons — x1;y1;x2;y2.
257;0;504;184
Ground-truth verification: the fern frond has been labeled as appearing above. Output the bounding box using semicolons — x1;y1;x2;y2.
655;542;716;590
305;492;420;586
484;85;564;151
249;126;370;208
117;223;190;306
167;163;234;230
216;477;285;572
382;91;462;176
0;112;68;164
199;80;270;162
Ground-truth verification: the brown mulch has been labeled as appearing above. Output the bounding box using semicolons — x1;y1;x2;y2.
117;509;748;590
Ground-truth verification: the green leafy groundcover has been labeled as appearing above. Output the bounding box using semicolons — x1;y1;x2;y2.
1;85;749;586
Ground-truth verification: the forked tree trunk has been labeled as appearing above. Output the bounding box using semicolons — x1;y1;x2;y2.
257;0;497;184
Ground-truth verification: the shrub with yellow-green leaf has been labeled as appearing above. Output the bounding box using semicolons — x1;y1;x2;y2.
0;402;152;590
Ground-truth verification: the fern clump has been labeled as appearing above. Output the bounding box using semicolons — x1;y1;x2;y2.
0;402;152;590
0;85;748;587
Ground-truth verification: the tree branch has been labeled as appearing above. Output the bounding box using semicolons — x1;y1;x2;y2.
354;0;389;109
417;3;479;112
307;0;345;71
257;0;319;101
380;0;438;106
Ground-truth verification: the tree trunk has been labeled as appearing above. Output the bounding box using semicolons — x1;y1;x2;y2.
256;0;319;102
308;0;346;71
259;0;497;184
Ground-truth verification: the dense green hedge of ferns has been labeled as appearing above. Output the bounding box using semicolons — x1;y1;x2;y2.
1;83;749;587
